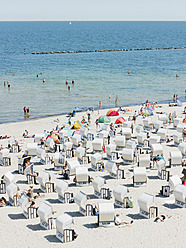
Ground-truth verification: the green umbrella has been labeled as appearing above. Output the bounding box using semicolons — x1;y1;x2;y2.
98;116;111;123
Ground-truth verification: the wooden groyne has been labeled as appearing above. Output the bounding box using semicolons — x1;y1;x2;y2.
32;46;186;55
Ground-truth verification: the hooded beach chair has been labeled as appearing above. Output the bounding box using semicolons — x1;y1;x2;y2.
158;114;167;124
92;177;111;199
0;171;14;194
136;124;144;133
156;159;169;180
56;214;76;243
71;134;81;147
121;128;132;139
6;182;18;206
138;154;151;169
113;185;131;208
177;123;186;133
45;137;55;152
122;148;135;164
173;117;183;128
75;146;89;164
101;124;110;132
34;133;45;144
36;147;46;164
138;193;158;218
126;139;136;150
74;191;93;216
80;126;88;137
26;143;38;156
133;167;147;187
59;129;69;142
91;153;102;171
143;117;153;130
161;175;182;197
169;151;182;167
149;135;161;147
173;132;183;146
37;202;56;230
53;152;66;170
137;132;147;147
24;163;35;184
151;144;163;158
178;141;186;156
67;158;81;175
154;120;164;132
18;194;37;219
174;185;186;208
63;141;73;158
106;144;118;160
37;171;54;193
0;148;11;166
157;129;168;142
92;138;103;152
56;181;73;203
123;121;133;128
75;167;89;186
105;160;124;179
98;202;115;227
114;135;126;148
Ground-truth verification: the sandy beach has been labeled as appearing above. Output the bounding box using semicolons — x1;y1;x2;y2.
0;101;186;248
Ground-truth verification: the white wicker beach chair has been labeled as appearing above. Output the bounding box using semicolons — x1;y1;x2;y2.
149;135;160;147
0;148;11;166
45;137;55;151
158;114;167;124
106;144;117;158
37;171;54;193
92;138;103;152
75;167;89;186
74;191;93;216
54;152;66;170
91;153;102;171
133;167;147;187
105;160;124;179
98;202;115;227
138;154;151;169
56;214;75;243
169;151;182;167
173;117;183;128
92;177;111;199
37;202;56;230
169;175;182;192
154;120;164;132
143;117;153;129
18;194;37;219
136;124;144;133
123;121;133;128
67;158;81;175
177;123;186;133
122;148;135;164
71;134;82;147
157;129;168;141
138;193;158;218
113;185;129;208
6;182;18;206
151;144;163;157
121;128;132;139
75;146;86;161
114;135;126;148
137;132;147;146
178;142;186;156
174;185;186;208
56;181;73;203
34;133;45;144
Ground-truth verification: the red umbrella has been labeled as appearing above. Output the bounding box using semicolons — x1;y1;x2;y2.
107;110;119;116
115;117;125;124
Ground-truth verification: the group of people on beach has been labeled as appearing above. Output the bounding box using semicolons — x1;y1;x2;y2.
23;106;30;116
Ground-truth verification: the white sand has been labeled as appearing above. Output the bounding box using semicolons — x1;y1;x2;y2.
0;103;186;248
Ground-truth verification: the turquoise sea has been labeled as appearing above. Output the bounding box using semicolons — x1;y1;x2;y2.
0;21;186;123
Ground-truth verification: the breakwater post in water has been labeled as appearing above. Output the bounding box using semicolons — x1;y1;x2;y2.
32;46;186;55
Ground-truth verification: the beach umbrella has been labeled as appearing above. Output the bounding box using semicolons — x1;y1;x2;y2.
73;121;82;129
143;110;150;116
98;116;111;123
115;117;125;124
106;110;119;116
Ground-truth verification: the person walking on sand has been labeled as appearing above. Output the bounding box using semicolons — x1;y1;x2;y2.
115;95;118;107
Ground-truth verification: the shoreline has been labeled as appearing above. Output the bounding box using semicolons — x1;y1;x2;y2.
0;95;185;125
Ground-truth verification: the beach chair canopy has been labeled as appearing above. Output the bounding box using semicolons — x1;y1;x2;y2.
56;181;68;197
136;124;143;133
137;132;147;144
151;144;163;156
126;139;136;150
74;191;87;209
34;133;45;144
113;185;128;202
18;194;30;211
143;118;152;127
98;130;109;139
71;134;81;146
0;148;10;159
45;137;55;149
174;118;183;127
6;182;18;199
122;148;134;161
138;154;150;168
58;129;69;139
169;175;182;191
37;171;50;186
105;160;117;175
91;153;102;166
37;202;53;222
75;167;88;182
178;142;186;156
92;177;105;192
149;135;160;146
75;146;85;160
156;159;166;172
173;132;183;144
174;185;186;203
106;110;119;116
92;138;103;151
170;151;182;165
98;203;115;222
133;167;146;182
157;129;167;140
177;123;186;133
138;193;154;212
3;171;14;185
114;136;126;147
56;214;74;233
106;144;117;156
63;141;73;151
67;158;81;175
36;147;46;161
123;121;132;128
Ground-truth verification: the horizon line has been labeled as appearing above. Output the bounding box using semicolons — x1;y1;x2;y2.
0;19;185;22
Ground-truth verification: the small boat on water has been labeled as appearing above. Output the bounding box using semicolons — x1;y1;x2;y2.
69;21;72;25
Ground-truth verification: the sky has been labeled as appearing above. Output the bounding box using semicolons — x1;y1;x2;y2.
0;0;186;21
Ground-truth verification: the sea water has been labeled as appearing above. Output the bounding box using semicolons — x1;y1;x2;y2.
0;21;186;123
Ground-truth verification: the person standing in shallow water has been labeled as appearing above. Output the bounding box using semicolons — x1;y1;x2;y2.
115;95;118;106
23;106;27;115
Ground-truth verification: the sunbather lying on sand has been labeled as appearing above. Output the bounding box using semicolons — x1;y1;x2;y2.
154;215;172;223
115;214;133;226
